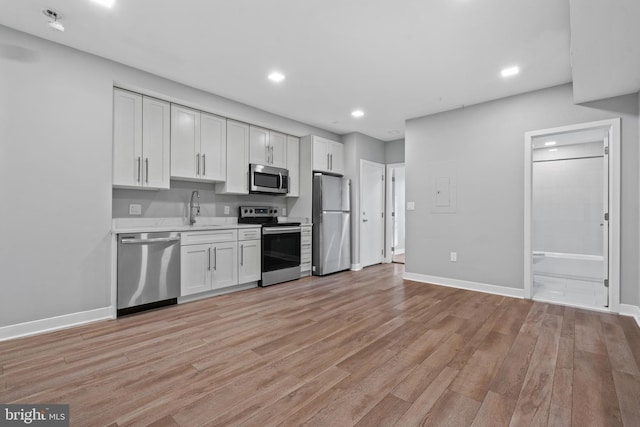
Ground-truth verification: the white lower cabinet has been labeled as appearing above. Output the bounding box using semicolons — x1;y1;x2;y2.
238;239;261;283
210;241;238;290
181;228;260;297
301;225;312;277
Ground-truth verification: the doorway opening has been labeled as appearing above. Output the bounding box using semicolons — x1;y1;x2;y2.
386;163;405;264
524;119;620;312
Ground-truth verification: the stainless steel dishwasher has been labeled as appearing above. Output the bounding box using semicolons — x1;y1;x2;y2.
117;232;181;316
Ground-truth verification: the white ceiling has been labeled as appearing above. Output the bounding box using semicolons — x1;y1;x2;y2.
0;0;636;141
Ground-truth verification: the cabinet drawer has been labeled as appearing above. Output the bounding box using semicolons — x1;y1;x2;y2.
301;244;311;254
182;229;238;245
301;252;311;263
239;228;261;241
301;233;312;245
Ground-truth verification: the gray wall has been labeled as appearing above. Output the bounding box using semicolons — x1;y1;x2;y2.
0;25;338;328
385;138;405;164
343;132;386;266
405;84;639;305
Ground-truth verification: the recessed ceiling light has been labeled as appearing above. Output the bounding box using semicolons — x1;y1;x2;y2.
500;66;520;78
90;0;115;8
544;141;557;146
548;148;559;152
268;72;285;83
351;110;364;118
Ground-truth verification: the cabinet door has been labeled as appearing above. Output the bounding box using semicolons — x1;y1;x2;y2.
328;141;345;175
249;126;269;165
181;244;211;296
200;113;227;182
238;240;261;283
211;242;238;289
286;135;299;197
216;120;249;194
312;137;329;173
142;97;170;189
269;131;287;168
113;89;142;187
171;105;200;179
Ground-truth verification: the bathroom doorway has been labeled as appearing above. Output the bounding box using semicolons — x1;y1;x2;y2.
386;163;405;264
524;119;620;312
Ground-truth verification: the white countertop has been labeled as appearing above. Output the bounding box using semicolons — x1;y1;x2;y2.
112;217;260;234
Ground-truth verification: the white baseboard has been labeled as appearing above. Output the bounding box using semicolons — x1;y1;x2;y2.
351;264;363;271
403;272;525;299
0;307;114;342
619;304;640;328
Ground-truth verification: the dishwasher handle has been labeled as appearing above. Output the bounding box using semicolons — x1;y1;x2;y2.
120;236;180;244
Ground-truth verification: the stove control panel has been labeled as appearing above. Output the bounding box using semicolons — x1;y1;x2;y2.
239;206;279;218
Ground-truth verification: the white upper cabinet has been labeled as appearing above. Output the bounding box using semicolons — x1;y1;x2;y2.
249;126;269;165
171;105;226;182
200;112;227;182
142;97;171;189
249;126;287;168
312;136;344;176
216;120;250;194
268;131;287;168
286;135;300;197
113;88;170;189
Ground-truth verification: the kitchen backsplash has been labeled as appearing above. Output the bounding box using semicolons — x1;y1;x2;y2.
112;180;288;218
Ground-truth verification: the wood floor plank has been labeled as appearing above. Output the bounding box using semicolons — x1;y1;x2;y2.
0;264;638;426
510;313;562;426
572;349;623;426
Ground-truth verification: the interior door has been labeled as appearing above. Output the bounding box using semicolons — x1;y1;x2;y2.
360;160;385;267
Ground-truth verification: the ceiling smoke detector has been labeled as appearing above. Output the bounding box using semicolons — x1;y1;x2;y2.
42;8;64;32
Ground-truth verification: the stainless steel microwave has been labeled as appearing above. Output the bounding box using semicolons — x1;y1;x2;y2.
249;164;289;194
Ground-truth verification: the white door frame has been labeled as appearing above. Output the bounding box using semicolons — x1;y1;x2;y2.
385;163;405;263
524;118;621;312
360;159;386;267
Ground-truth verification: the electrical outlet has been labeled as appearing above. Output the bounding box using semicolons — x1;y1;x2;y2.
224;206;230;215
282;207;287;216
450;252;457;262
407;201;415;211
129;204;142;215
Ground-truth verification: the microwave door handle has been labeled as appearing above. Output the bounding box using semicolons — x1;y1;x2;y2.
278;172;283;190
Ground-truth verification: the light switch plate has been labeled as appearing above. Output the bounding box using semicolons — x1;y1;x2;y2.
407;201;416;211
224;206;230;215
450;252;457;262
283;207;287;216
129;204;142;215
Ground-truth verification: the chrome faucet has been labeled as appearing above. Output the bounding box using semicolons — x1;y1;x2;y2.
189;190;200;225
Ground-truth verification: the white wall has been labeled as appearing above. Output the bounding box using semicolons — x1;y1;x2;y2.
405;84;639;305
385;139;405;164
0;25;338;329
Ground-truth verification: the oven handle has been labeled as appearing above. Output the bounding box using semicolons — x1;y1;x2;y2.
262;227;301;235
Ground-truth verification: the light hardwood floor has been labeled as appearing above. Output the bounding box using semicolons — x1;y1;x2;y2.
1;263;639;426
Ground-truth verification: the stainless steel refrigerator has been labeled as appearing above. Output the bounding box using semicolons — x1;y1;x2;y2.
312;173;351;275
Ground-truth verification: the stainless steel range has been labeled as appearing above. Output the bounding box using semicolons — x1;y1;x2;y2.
238;206;301;286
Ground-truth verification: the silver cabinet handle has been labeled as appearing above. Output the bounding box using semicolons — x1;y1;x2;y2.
202;154;206;176
208;247;211;271
137;157;141;182
240;244;244;266
363;218;368;222
327;154;330;170
121;236;180;244
145;158;149;183
196;153;200;176
214;247;217;270
271;146;274;164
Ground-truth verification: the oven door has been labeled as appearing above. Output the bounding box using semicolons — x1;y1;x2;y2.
261;226;301;286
